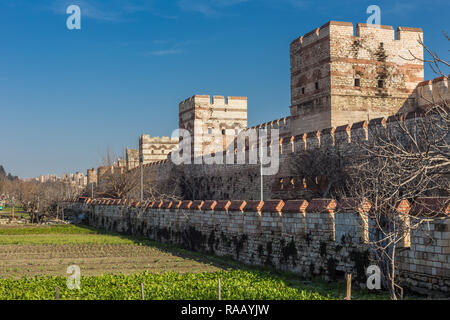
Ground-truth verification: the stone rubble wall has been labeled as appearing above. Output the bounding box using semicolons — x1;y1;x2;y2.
63;197;450;296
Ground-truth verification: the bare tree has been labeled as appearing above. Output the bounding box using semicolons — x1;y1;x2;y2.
98;167;139;199
338;34;449;299
289;146;348;198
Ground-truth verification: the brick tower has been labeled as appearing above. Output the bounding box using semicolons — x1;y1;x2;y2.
289;21;424;135
179;95;247;159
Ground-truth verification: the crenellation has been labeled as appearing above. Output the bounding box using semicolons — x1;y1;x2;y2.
301;28;320;46
417;75;449;109
355;23;395;39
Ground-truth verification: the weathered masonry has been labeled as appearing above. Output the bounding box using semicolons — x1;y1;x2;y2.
289;21;424;135
63;197;450;296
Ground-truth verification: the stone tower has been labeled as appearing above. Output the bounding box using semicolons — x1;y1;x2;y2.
179;95;247;158
139;135;179;165
289;21;424;135
125;147;139;171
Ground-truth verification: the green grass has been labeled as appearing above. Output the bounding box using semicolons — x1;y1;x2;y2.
0;234;141;245
0;225;133;245
0;224;101;236
0;270;357;300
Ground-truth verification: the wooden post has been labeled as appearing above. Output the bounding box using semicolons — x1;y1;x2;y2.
56;287;60;300
140;283;145;300
218;278;221;300
345;274;352;300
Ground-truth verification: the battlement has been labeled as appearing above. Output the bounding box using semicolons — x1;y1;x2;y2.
138;134;179;165
245;116;292;138
290;21;423;51
145;110;429;173
139;134;179;144
179;95;248;112
417;75;449;109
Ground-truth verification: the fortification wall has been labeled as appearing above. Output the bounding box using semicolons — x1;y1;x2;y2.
417;76;449;109
63;197;450;296
141;111;434;201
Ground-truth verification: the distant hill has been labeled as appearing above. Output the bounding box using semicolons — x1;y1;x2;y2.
0;165;18;181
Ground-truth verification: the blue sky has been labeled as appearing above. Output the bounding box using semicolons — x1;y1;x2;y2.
0;0;448;178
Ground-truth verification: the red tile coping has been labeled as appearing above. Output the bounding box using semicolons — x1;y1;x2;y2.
172;201;183;210
179;201;193;210
202;200;217;211
155;201;164;209
335;124;351;133
283;200;309;213
396;199;411;215
432;75;447;83
306;199;337;213
410;197;449;217
244;200;264;212
261;200;285;213
215;201;231;211
351;120;368;130
228;200;247;212
337;198;372;214
161;201;173;209
191;200;205;211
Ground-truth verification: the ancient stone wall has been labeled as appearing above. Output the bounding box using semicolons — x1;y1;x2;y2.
63;197;450;296
138;111;433;201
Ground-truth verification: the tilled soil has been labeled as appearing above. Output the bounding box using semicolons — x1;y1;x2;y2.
0;243;223;278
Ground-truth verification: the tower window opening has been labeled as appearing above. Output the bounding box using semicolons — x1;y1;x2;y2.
315;82;319;90
354;78;361;87
378;80;384;88
301;87;305;94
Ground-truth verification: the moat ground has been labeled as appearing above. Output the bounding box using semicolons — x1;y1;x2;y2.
0;224;391;300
